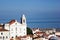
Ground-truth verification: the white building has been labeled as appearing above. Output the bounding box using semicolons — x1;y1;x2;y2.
20;35;32;40
0;25;10;40
5;14;27;38
32;28;41;34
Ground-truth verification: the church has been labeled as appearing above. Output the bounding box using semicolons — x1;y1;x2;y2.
4;14;27;38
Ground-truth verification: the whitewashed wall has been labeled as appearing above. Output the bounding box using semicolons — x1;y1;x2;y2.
0;31;10;40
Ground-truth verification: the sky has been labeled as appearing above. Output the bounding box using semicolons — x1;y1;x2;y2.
0;0;60;28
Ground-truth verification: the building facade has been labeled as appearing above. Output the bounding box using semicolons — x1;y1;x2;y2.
0;25;10;40
5;14;27;38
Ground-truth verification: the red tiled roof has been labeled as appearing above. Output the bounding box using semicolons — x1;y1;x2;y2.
56;35;60;37
19;35;32;38
9;20;16;25
27;34;33;37
19;36;27;38
10;38;13;40
0;28;9;31
44;33;49;37
0;24;9;31
35;32;44;34
0;25;3;27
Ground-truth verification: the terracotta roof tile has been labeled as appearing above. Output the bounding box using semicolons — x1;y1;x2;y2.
0;25;3;27
20;36;27;38
0;28;9;31
19;35;32;38
9;20;16;25
36;32;44;34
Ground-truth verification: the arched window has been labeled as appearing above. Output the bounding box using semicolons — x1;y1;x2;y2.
3;36;4;40
16;27;17;31
23;19;25;23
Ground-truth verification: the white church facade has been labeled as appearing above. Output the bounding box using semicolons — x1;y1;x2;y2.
4;14;27;38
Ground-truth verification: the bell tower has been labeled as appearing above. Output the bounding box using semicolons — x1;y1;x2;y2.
22;14;26;24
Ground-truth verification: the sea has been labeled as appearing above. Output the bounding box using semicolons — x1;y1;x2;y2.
27;21;60;28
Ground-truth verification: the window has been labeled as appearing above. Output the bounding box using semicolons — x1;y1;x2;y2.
20;29;21;33
24;29;25;30
3;36;4;38
16;27;17;31
24;32;25;34
1;33;3;35
16;35;17;37
12;37;13;38
23;19;25;23
16;28;17;33
20;29;21;31
6;36;8;38
11;29;13;31
0;36;2;38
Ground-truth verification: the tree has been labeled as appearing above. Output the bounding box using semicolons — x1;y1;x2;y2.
27;27;33;35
